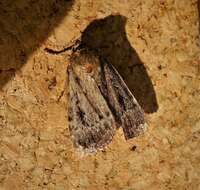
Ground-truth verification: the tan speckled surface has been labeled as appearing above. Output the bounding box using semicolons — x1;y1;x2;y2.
0;0;200;189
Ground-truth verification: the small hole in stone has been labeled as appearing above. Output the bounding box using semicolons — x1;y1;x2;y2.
130;145;137;151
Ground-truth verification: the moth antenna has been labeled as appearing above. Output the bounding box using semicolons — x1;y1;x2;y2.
44;38;81;55
57;89;65;103
57;68;70;103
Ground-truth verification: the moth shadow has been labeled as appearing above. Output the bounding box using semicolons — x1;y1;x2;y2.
80;15;158;113
0;0;74;89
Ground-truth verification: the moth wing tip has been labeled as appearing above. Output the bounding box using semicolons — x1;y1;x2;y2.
139;122;148;131
135;122;148;137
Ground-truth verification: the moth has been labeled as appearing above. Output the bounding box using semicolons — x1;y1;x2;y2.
67;47;147;153
45;43;147;153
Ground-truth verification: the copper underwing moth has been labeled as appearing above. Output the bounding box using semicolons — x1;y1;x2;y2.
45;43;147;154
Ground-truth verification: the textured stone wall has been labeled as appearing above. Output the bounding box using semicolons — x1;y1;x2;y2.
0;0;199;189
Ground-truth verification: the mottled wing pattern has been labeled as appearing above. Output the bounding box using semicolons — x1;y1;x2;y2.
97;57;147;140
67;52;116;153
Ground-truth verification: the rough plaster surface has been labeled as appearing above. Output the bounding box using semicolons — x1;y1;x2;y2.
0;0;200;189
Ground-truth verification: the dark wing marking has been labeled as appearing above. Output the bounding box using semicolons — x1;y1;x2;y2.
98;57;147;140
67;56;116;153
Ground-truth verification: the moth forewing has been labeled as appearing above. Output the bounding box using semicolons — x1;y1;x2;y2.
67;52;116;153
100;58;147;139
